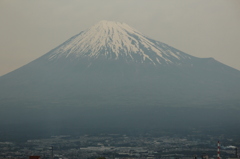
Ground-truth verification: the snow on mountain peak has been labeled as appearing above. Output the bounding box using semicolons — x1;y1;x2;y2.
47;20;192;65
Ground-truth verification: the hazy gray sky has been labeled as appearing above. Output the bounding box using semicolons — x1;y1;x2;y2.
1;0;240;76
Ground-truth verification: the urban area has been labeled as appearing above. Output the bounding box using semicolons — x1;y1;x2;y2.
0;133;239;159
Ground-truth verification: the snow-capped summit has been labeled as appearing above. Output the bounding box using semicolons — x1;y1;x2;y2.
1;20;240;138
47;20;193;65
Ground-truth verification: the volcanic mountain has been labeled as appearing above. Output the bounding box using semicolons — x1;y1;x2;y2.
0;21;240;139
1;20;240;105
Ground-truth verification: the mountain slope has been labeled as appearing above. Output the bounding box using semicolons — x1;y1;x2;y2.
0;20;240;107
1;21;240;139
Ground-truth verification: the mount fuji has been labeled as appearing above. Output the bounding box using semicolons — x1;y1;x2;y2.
1;21;240;139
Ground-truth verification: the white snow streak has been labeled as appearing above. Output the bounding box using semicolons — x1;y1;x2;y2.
48;20;191;64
